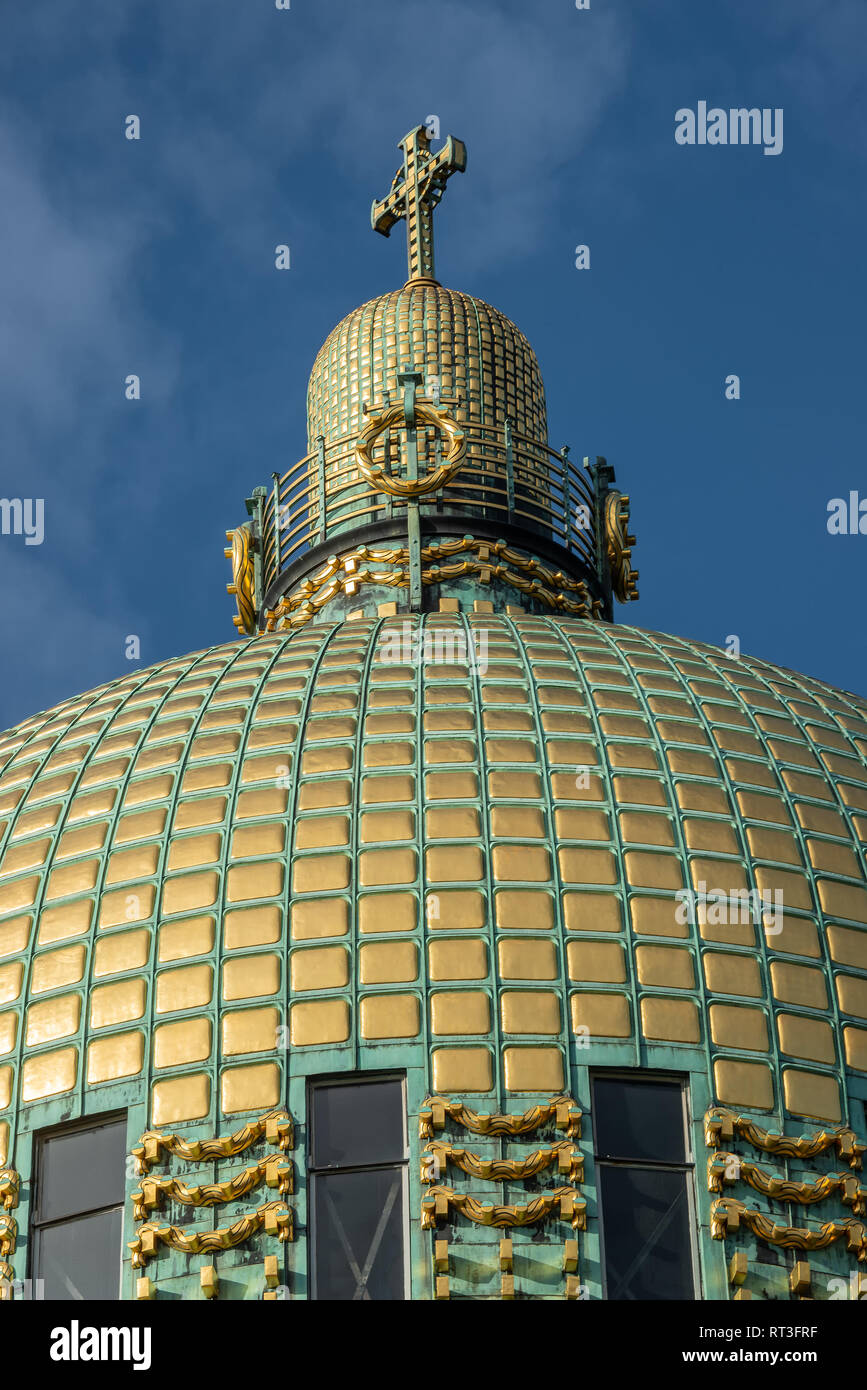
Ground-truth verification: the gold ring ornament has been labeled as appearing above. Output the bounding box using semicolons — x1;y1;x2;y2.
603;490;639;603
354;401;466;499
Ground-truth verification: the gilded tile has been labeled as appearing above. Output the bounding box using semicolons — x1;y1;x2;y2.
290;998;351;1047
782;1069;840;1123
221;1007;278;1057
640;997;700;1044
292;898;349;940
501;991;560;1034
635;945;695;990
359;940;418;985
31;944;87;994
503;1046;564;1092
155;964;214;1013
90;979;147;1029
223;954;280;1001
432;1046;493;1093
161;872;218;917
777;1013;835;1065
226;861;283;903
625;851;683;890
713;1058;773;1110
221;1061;281;1114
843;1026;867;1070
562;892;622;933
152;1073;211;1125
709;1004;769;1051
570;992;631;1038
703;952;762;998
22;1046;78;1102
769;961;828;1010
566;940;626;983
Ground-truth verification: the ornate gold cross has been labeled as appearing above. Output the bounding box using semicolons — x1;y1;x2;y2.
371;124;467;282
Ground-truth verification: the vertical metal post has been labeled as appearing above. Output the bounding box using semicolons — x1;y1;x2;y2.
586;454;616;621
271;471;282;577
504;415;515;524
246;486;267;617
399;369;424;611
316;435;327;543
561;444;572;554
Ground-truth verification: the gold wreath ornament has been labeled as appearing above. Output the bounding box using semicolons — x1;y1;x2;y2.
354;401;466;499
225;523;256;634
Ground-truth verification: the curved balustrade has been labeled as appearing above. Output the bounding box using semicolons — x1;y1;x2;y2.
260;424;599;596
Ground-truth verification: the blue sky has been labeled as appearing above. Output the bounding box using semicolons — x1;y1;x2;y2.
0;0;864;729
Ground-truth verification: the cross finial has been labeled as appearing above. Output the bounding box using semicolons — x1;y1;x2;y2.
371;124;467;283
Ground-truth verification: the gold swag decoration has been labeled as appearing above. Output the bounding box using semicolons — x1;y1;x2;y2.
355;400;466;498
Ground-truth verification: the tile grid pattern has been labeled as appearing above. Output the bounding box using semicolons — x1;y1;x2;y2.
1;617;867;1170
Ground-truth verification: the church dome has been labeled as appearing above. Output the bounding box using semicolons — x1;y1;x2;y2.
2;124;864;1307
306;280;548;453
1;616;865;1164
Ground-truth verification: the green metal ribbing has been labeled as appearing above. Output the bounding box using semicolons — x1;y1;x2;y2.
400;370;424;611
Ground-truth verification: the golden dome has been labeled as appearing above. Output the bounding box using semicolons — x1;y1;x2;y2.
306;279;548;453
1;614;866;1160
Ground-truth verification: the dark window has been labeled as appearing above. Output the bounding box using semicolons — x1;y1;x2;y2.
593;1074;696;1300
309;1076;408;1300
31;1114;126;1300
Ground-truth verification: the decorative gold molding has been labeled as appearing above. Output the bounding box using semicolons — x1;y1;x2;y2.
263;539;599;633
704;1107;865;1170
419;1095;581;1140
0;1169;19;1213
128;1200;294;1269
132;1154;293;1221
422;1140;583;1185
355;401;467;498
421;1186;585;1232
224;523;257;635
708;1152;867;1215
0;1214;17;1260
710;1197;866;1261
131;1108;293;1175
603;489;639;602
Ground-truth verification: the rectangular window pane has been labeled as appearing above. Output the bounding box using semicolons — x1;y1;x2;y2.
311;1079;405;1169
593;1077;686;1163
312;1168;406;1300
39;1118;127;1222
34;1208;123;1300
599;1165;694;1300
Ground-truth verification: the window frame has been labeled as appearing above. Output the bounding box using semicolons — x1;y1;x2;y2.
307;1072;410;1302
591;1070;700;1301
29;1110;127;1301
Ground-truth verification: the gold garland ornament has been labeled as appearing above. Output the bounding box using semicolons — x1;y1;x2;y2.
423;1141;583;1185
419;1095;581;1140
704;1107;865;1170
224;523;257;634
263;538;599;631
710;1197;866;1261
421;1186;585;1231
354;401;466;498
0;1170;19;1212
131;1108;293;1175
708;1153;867;1216
129;1201;294;1269
0;1171;19;1300
132;1155;294;1221
0;1214;17;1260
603;490;639;603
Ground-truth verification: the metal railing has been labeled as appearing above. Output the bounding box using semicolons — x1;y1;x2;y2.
260;418;599;596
